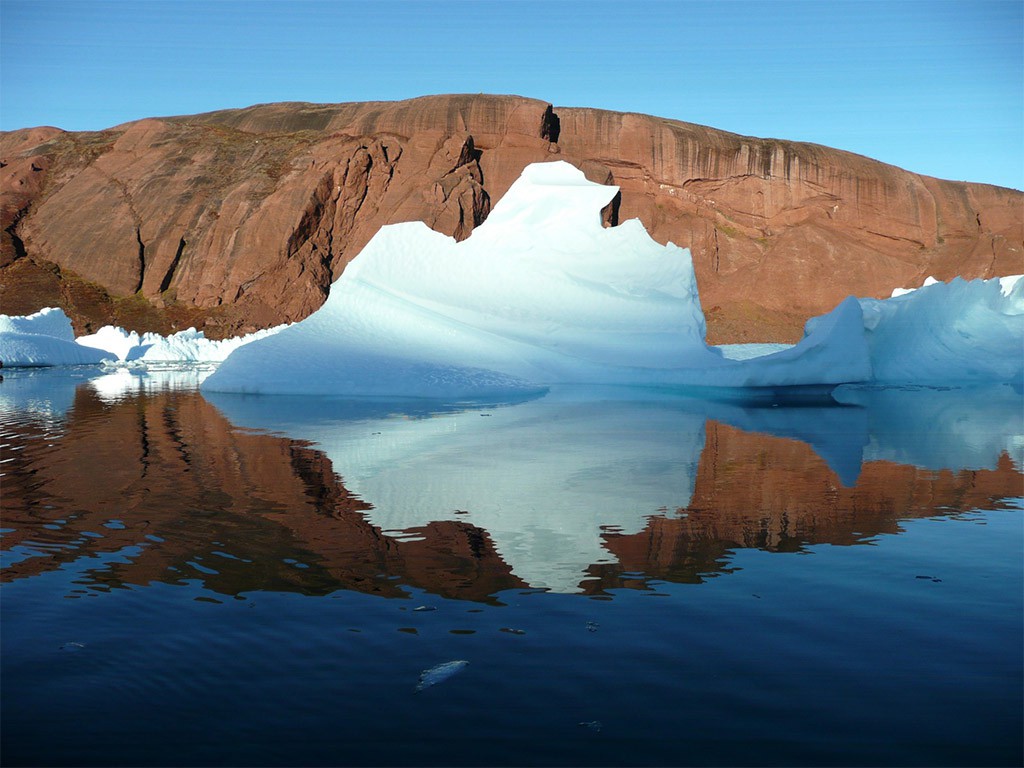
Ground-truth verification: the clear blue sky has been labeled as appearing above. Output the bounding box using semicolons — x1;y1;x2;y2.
2;0;1021;189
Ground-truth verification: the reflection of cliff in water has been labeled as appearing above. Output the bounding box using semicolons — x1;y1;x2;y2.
1;387;523;602
1;382;1021;601
586;420;1021;592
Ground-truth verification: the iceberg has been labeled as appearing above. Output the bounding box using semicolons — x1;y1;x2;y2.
0;308;114;367
0;308;284;368
857;275;1023;385
203;162;870;396
0;306;77;340
77;324;286;364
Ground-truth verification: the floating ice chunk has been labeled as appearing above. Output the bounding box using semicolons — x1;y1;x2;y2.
136;325;286;363
0;306;285;368
722;296;870;388
0;332;114;367
78;324;287;364
77;326;150;361
415;660;469;692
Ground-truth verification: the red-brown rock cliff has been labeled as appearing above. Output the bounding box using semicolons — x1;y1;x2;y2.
2;95;1020;341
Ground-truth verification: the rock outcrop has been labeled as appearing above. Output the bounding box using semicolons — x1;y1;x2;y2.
2;95;1021;341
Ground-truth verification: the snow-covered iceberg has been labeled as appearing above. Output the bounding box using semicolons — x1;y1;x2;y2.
203;162;870;396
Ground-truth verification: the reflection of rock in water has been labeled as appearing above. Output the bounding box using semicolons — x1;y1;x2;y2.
1;387;523;602
3;385;1020;600
587;421;1023;592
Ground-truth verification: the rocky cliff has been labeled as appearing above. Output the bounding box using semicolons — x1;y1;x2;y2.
2;95;1020;341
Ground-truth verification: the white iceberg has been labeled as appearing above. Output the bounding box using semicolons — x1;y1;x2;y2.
77;324;286;364
0;308;285;368
204;161;870;396
76;325;149;362
858;275;1023;385
0;306;77;340
0;308;114;367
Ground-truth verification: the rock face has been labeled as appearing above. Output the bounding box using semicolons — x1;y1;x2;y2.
1;95;1021;341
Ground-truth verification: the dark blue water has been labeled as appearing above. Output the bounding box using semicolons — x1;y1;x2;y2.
2;369;1021;767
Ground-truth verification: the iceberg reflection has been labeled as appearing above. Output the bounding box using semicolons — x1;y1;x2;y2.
208;382;1021;592
2;370;1020;597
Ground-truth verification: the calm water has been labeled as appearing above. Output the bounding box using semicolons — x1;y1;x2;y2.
1;368;1022;767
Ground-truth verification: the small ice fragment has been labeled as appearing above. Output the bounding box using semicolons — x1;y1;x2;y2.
413;605;436;612
415;659;469;692
586;621;599;632
578;720;603;732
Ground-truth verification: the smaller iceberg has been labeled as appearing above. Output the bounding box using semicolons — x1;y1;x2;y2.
858;275;1023;385
0;308;284;368
0;308;114;367
78;324;286;364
